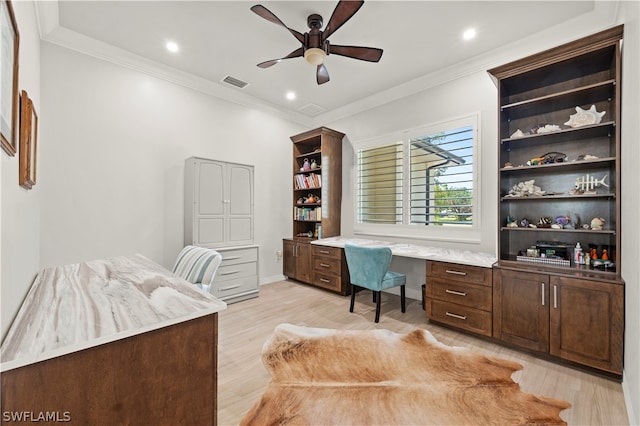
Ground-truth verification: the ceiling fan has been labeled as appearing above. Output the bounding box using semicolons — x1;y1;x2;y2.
250;1;383;85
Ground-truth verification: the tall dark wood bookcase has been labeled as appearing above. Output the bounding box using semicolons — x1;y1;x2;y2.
488;26;624;378
283;127;350;295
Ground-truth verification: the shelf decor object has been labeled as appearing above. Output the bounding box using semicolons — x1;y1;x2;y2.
488;25;624;378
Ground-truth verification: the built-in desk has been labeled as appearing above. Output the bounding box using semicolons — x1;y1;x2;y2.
1;254;226;425
312;237;496;268
313;237;496;336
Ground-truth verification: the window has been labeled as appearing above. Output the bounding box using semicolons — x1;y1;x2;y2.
355;115;479;240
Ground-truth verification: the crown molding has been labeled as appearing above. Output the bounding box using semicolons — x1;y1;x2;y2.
34;1;619;130
34;1;314;127
311;0;619;127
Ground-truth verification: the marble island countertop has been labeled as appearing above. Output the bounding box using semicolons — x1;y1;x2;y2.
313;237;497;268
1;254;226;372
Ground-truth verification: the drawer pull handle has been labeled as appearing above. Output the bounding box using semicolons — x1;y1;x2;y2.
223;256;241;261
220;284;241;291
445;289;467;297
541;283;545;306
320;278;331;283
319;250;330;254
320;263;331;268
445;312;467;320
220;270;241;275
445;270;466;276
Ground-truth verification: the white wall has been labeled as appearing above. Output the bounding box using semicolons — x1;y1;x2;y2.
618;2;640;424
1;0;41;337
37;42;302;286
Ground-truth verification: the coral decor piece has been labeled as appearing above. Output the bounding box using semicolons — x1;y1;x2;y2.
564;105;606;127
505;180;545;197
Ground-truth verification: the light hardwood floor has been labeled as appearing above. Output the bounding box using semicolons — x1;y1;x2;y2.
217;280;629;425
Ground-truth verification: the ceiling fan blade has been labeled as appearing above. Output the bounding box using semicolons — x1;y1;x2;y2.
323;0;364;40
317;64;330;85
257;47;304;68
251;4;305;44
328;44;383;62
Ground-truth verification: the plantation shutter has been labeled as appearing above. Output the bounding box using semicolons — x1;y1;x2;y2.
357;142;403;224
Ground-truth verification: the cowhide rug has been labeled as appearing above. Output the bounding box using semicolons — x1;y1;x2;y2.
240;324;571;425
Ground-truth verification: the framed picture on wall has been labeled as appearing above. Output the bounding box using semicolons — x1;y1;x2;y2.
1;0;20;156
19;90;37;189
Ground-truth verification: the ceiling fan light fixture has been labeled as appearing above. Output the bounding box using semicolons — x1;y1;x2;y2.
304;48;326;66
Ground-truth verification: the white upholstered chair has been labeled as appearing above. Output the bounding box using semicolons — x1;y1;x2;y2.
172;245;223;294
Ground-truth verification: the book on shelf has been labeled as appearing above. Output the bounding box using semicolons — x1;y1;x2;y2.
294;206;322;221
294;173;322;189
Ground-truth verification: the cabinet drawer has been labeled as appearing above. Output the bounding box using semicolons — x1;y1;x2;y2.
427;279;491;311
215;261;257;282
312;271;342;293
313;257;341;276
213;275;258;300
427;261;491;286
219;247;258;266
311;246;342;260
426;299;492;337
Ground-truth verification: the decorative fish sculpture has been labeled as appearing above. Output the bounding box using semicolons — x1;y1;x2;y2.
575;174;608;191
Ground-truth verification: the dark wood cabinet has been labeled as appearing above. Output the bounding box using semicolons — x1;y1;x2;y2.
493;268;549;352
311;245;350;295
488;26;625;379
549;276;624;374
494;266;624;377
284;127;348;294
283;239;311;283
425;261;493;337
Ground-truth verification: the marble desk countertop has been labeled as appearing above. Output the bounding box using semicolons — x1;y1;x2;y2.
312;237;497;268
0;254;227;372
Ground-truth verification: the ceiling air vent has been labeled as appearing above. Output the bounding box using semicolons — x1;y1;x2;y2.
222;75;249;89
298;103;326;117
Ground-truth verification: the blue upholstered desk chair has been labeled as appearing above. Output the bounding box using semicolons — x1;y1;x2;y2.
172;245;223;294
344;244;406;323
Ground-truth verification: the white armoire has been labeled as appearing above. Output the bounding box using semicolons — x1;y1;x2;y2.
184;157;258;303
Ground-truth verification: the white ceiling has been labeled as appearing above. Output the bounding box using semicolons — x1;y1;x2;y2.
36;1;618;125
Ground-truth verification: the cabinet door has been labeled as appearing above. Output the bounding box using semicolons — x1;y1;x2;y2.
295;242;311;283
549;277;624;375
227;164;254;245
283;240;296;279
493;268;549;352
195;160;225;246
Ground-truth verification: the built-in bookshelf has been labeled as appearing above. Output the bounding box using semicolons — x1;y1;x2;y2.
283;127;345;289
290;127;344;240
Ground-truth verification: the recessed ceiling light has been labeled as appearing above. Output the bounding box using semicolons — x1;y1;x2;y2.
286;91;296;101
463;28;477;41
166;41;179;53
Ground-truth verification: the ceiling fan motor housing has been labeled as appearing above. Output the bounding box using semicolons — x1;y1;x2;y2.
307;14;323;30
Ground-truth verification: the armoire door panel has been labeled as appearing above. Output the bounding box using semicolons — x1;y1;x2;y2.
229;166;252;216
198;162;224;215
197;218;225;245
228;218;252;243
